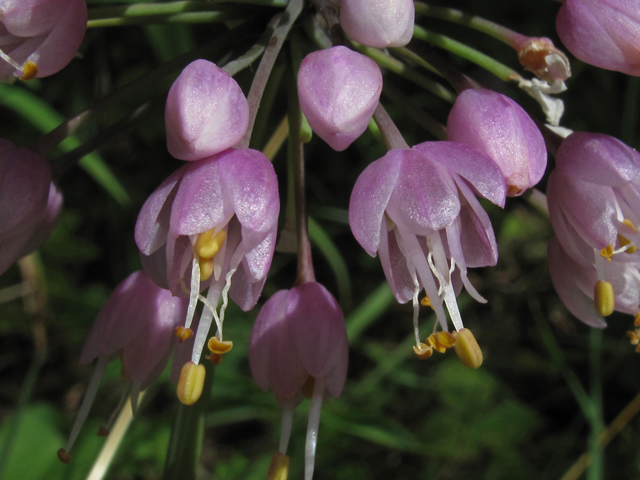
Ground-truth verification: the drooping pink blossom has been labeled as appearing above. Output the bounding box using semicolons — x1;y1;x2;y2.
547;132;640;327
0;0;87;81
447;89;547;196
0;140;52;276
59;270;187;462
165;59;249;161
297;46;382;152
249;282;348;480
340;0;415;48
349;142;505;345
135;147;279;366
556;0;640;76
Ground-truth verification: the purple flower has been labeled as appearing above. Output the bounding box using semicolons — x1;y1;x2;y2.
349;142;505;353
0;140;52;276
556;0;640;76
249;282;348;480
547;132;640;326
0;0;87;81
340;0;415;48
447;89;548;197
165;59;249;161
135;147;279;366
297;46;382;152
59;271;187;463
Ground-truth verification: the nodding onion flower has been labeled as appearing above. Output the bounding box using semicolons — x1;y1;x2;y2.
135;147;279;402
547;132;640;346
349;141;506;367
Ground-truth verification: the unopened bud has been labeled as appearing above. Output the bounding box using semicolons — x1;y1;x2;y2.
453;329;483;369
177;361;206;405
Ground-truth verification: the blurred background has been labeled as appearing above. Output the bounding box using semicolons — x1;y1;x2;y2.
1;0;639;479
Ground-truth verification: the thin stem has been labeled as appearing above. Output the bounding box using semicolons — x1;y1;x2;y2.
87;11;241;27
354;44;457;103
587;329;604;480
372;103;409;150
414;3;528;48
239;0;304;148
34;24;249;156
88;0;286;20
382;83;448;140
411;25;523;83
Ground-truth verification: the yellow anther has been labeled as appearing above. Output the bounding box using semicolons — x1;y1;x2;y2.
301;375;315;399
195;229;227;259
268;452;290;480
426;334;447;353
507;184;523;197
618;219;638;253
627;330;640;345
594;280;615;317
435;331;456;349
634;312;640;327
176;361;206;405
207;336;233;354
174;326;194;343
97;425;110;437
600;244;614;262
413;343;433;359
452;328;483;369
206;353;223;365
20;61;38;81
420;295;434;309
57;448;72;464
636;344;640;354
199;256;214;281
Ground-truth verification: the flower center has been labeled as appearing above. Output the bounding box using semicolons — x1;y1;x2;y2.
0;47;38;80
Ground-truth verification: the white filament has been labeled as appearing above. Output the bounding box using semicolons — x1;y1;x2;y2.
185;257;200;330
279;404;294;454
305;378;325;480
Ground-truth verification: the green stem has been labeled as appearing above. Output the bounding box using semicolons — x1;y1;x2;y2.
87;10;241;27
414;3;528;48
162;363;215;480
411;25;522;82
587;329;604;480
88;0;286;20
372;103;409;150
354;44;457;103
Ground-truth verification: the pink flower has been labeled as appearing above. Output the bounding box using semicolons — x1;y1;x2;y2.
447;89;547;196
165;59;249;161
0;140;52;275
556;0;640;76
59;271;187;462
0;0;87;80
135;147;279;366
349;142;505;347
547;132;640;326
249;282;348;480
340;0;415;48
297;46;382;151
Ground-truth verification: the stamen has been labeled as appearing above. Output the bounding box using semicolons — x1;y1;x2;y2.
268;452;290;480
279;403;294;454
618;219;638;253
199;257;214;281
174;326;193;343
594;280;615;316
626;330;640;345
420;294;434;309
185;257;201;330
195;229;227;258
600;244;614;262
634;312;640;327
452;328;483;369
411;274;421;346
20;61;38;81
176;361;206;405
305;377;325;480
413;343;433;359
426;333;447;353
130;383;141;417
207;336;233;354
60;356;109;460
0;48;24;72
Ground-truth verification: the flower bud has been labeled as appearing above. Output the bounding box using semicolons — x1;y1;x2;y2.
447;89;547;196
556;0;640;76
165;60;249;161
297;46;382;151
340;0;415;48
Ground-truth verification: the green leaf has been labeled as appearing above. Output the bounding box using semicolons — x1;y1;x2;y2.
0;83;130;206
